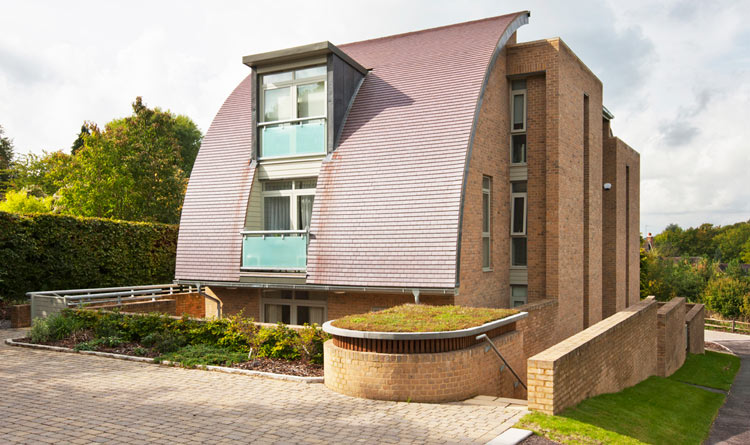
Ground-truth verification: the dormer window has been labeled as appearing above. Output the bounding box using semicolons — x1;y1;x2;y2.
259;65;327;158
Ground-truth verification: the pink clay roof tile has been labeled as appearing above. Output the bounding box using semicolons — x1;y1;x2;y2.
176;12;528;286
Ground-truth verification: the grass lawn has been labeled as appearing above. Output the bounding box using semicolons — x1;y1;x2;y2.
331;304;518;332
517;352;741;445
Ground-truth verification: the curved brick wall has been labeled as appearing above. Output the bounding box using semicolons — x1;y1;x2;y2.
324;331;524;403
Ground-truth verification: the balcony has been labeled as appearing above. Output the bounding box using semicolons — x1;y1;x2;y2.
259;119;325;158
241;230;308;272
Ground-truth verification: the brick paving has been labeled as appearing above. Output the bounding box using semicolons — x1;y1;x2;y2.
0;328;526;444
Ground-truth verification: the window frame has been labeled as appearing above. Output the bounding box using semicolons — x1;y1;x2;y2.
510;188;527;236
510;285;528;308
260;290;327;326
482;176;492;271
261;178;317;231
510;133;527;166
258;65;328;159
510;90;527;133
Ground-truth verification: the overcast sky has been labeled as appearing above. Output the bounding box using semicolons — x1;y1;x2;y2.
1;0;748;234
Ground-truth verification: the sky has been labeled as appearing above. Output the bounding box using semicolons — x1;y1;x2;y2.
1;0;748;234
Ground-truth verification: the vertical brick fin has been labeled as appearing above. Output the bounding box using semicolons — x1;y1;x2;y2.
175;75;256;282
307;12;529;288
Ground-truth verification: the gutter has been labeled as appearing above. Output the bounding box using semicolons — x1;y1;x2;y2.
174;279;458;296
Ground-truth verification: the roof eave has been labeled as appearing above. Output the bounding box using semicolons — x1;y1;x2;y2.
242;41;368;75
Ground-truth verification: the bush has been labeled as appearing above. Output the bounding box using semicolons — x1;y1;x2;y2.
141;331;187;354
703;275;750;319
156;344;248;368
297;324;329;365
0;211;177;300
251;323;301;361
29;317;51;343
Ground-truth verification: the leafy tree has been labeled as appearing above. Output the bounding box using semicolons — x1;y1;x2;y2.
714;222;750;262
57;97;201;224
703;275;750;319
70;124;90;155
0;189;53;213
0;125;15;197
8;151;72;197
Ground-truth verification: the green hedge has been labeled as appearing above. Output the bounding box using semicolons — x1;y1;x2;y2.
0;211;177;300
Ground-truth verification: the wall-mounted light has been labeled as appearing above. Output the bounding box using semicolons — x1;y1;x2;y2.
603;183;612;190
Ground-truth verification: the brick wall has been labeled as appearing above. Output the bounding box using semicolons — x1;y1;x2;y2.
10;304;31;328
527;297;658;414
324;330;525;403
172;293;206;318
657;298;687;376
686;303;705;354
205;286;261;320
516;299;559;370
90;299;177;316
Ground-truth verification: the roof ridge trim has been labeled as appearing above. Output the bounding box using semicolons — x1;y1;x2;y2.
454;11;530;289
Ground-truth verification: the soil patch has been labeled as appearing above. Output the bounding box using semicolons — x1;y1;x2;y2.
233;357;323;377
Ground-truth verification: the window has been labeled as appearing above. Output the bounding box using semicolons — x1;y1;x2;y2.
510;79;527;164
262;178;317;231
511;181;527;267
262;290;327;325
259;66;327;158
510;285;527;308
482;176;492;269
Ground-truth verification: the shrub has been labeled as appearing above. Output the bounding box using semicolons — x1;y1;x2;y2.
29;317;51;343
703;275;750;319
296;324;329;365
141;331;187;354
46;311;85;340
0;211;177;300
251;323;301;361
156;344;248;368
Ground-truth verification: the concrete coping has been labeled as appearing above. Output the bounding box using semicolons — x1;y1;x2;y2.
322;312;528;340
685;303;704;322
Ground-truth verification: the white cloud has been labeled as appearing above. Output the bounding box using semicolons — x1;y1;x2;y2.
1;0;748;233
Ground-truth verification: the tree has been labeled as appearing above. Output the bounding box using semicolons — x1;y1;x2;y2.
8;151;72;197
0;125;15;197
70;124;90;155
0;189;53;214
57;97;202;224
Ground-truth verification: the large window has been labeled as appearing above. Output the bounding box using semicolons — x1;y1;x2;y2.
482;176;492;270
262;178;316;231
262;290;326;325
259;66;327;158
510;79;527;165
511;181;527;267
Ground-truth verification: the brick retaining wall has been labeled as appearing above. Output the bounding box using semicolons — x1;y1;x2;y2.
657;298;686;376
685;303;705;354
527;297;658;414
10;304;31;328
324;330;525;403
89;299;177;316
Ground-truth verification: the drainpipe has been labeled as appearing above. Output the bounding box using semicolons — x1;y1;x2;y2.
412;289;420;304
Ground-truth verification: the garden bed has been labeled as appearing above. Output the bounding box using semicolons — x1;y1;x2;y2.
19;309;327;378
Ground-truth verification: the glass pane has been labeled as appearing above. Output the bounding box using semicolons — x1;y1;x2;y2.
513;197;525;234
297;306;325;325
297;82;325;118
263;71;293;85
263;180;293;191
512;182;527;193
265;304;290;324
263;290;293;300
263;87;292;122
512;134;526;164
243;233;307;270
511;79;526;90
513;94;525;130
512;237;527;266
511;286;528;298
261;121;325;157
482;176;491;190
295;119;326;154
295;66;326;79
296;178;317;189
482;237;491;268
298;195;314;230
482;192;490;233
264;196;290;230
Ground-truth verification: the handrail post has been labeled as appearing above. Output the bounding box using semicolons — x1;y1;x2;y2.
476;333;526;390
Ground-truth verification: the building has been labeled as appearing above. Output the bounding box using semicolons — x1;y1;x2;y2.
175;11;640;338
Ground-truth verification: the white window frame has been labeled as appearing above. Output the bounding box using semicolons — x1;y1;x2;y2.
510;90;527;133
510;133;527;166
482;176;492;271
259;66;327;159
510;190;527;236
261;179;316;231
260;290;327;326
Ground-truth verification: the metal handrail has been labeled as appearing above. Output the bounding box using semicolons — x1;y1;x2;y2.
476;333;527;390
26;284;193;308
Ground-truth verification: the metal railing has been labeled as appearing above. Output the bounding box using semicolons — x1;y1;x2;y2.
476;333;527;390
27;283;195;309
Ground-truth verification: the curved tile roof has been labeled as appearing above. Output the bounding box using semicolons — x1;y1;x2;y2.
175;75;255;282
306;12;528;288
176;12;528;285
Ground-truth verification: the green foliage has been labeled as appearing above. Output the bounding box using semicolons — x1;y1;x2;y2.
653;220;750;263
0;125;14;195
46;311;85;340
0;189;53;214
70;124;90;156
296;324;328;365
0;212;177;300
73;336;124;351
702;274;750;319
251;323;301;361
7;151;72;197
156;344;248;368
56;98;202;224
640;250;708;301
29;317;51;343
141;331;188;354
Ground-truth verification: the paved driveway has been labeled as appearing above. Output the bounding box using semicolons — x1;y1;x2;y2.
0;328;525;444
705;330;750;445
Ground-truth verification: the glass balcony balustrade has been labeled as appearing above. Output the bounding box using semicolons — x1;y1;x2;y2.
260;119;325;158
241;230;308;271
